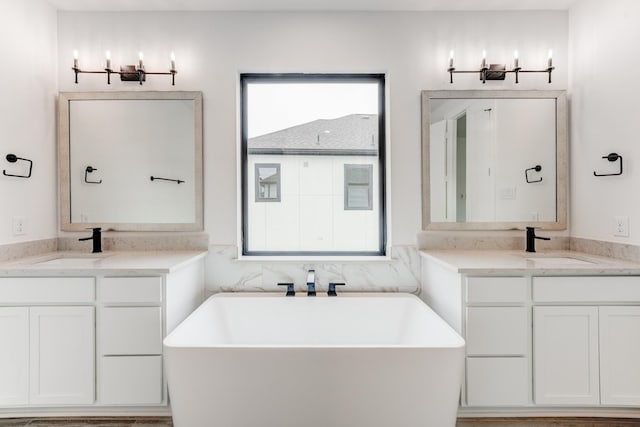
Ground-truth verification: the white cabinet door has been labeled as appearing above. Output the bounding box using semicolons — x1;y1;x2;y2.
533;306;599;405
0;307;29;405
29;306;95;405
599;306;640;406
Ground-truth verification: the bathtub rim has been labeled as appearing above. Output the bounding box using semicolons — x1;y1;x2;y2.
163;292;465;350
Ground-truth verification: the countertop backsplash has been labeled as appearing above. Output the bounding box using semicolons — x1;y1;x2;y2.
204;244;421;295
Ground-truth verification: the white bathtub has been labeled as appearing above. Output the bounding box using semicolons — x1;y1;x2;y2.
164;293;465;427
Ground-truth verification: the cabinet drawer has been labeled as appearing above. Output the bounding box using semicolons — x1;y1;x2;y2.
0;277;95;304
466;277;527;303
100;307;162;355
100;277;162;304
100;356;163;405
466;307;528;355
466;357;529;406
533;276;640;303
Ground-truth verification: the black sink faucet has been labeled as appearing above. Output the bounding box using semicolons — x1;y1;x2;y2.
79;227;102;253
525;226;550;253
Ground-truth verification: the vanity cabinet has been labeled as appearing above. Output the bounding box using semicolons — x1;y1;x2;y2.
0;251;206;415
98;277;164;405
533;276;640;407
0;278;96;406
420;251;640;415
463;276;529;407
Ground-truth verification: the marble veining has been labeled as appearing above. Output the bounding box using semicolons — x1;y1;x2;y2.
0;239;57;263
58;233;209;252
420;249;640;275
418;231;570;252
571;237;640;264
0;251;207;275
205;244;421;293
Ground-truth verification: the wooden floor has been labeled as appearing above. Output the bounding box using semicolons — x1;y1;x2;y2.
457;418;640;426
0;417;639;426
0;419;171;427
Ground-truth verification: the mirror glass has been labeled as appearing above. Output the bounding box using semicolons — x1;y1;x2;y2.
58;91;203;231
422;90;567;230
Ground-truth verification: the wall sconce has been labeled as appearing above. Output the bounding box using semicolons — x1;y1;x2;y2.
72;50;178;86
447;49;554;84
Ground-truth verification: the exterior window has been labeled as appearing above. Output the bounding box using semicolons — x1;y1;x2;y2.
241;73;386;256
344;164;372;210
255;163;280;202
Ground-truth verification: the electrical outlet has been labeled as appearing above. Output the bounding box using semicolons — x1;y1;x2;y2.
614;216;629;237
12;216;26;236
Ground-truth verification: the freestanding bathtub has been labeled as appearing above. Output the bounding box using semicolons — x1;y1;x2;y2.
164;293;465;427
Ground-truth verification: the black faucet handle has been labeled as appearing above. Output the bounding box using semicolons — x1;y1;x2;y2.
307;283;316;297
327;282;345;297
278;283;295;297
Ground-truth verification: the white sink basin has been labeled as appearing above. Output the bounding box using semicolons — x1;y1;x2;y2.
525;256;595;266
34;254;110;266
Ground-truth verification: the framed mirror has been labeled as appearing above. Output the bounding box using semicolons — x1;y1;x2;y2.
58;91;203;231
421;90;567;230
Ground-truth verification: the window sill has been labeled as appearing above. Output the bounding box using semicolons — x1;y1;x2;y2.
236;255;393;263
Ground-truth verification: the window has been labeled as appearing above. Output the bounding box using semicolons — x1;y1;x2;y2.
344;164;373;210
255;163;280;202
241;74;386;256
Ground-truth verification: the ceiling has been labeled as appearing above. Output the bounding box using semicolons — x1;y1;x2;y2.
48;0;580;12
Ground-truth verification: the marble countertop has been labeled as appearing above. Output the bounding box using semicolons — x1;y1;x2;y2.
0;250;208;276
419;250;640;275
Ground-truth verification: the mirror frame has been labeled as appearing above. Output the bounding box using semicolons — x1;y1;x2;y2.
421;90;567;231
58;91;204;231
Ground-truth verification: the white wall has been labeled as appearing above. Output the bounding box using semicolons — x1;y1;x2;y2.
0;0;58;245
57;11;569;248
569;0;640;244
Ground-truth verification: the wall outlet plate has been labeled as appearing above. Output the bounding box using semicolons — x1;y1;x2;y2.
12;216;26;235
614;216;629;237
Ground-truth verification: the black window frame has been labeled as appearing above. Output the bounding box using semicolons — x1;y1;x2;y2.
240;73;387;256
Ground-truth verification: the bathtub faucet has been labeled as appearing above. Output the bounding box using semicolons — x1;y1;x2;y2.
306;269;316;296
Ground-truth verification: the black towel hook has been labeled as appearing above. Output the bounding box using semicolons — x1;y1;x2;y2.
525;165;542;183
84;166;102;184
3;154;33;178
594;153;623;176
